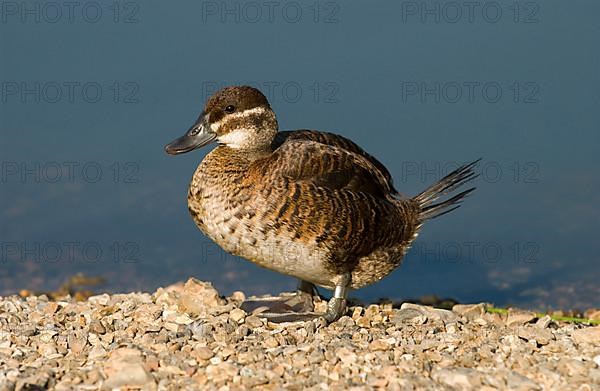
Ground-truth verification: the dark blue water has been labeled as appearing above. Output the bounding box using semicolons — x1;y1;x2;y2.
1;1;599;310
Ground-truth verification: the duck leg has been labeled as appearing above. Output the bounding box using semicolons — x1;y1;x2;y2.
297;279;318;296
322;273;350;323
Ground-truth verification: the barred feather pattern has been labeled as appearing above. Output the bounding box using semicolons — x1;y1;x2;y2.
187;130;478;289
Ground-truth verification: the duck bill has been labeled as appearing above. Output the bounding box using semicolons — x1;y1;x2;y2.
165;113;217;155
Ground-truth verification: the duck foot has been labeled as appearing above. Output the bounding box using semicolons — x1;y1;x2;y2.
241;291;316;315
255;311;322;323
322;297;347;323
241;275;350;324
253;297;347;323
240;279;317;315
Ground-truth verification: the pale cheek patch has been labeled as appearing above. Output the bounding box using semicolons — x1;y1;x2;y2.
217;129;253;148
227;107;266;119
212;107;267;132
214;107;268;148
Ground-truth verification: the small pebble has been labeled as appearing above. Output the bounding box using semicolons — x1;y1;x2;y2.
89;320;106;334
229;308;246;323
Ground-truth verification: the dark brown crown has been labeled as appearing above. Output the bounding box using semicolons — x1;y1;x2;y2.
204;86;271;124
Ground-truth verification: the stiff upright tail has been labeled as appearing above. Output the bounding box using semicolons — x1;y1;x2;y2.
413;159;480;220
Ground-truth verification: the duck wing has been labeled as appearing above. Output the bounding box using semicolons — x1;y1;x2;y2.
258;136;394;197
273;130;399;195
249;137;418;271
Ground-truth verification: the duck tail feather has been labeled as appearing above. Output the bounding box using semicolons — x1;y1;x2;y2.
413;159;480;221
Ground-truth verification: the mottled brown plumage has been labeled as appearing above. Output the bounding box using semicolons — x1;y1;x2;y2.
166;86;478;320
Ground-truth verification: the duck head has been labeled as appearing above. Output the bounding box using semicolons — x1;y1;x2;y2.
165;86;279;154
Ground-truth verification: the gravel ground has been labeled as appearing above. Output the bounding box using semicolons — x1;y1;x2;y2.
1;278;599;390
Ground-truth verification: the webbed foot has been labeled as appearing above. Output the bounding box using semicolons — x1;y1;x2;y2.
240;280;316;315
322;297;347;323
243;274;350;324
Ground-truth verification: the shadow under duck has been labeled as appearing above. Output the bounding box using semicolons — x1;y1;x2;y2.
166;86;478;323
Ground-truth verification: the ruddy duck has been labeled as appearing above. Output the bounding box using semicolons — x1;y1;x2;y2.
166;86;478;322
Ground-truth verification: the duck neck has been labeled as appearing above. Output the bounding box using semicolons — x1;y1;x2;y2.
220;143;273;163
230;110;278;154
204;144;269;175
220;126;278;159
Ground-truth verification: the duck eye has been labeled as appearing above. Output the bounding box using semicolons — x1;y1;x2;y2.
224;105;235;114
